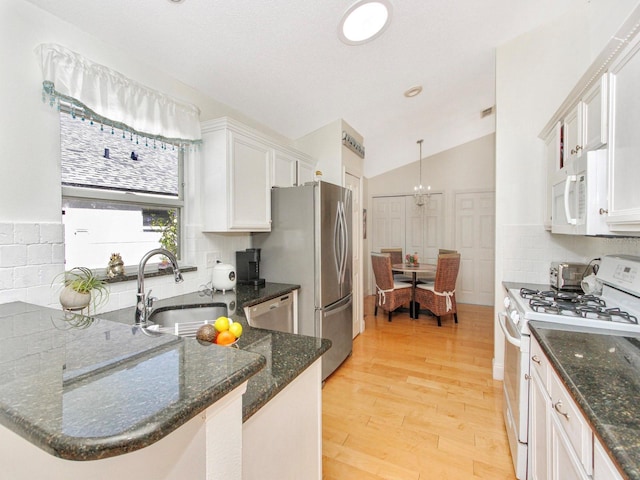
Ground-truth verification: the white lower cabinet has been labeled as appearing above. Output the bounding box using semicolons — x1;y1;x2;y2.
594;437;624;480
528;336;621;480
529;368;550;480
242;358;322;480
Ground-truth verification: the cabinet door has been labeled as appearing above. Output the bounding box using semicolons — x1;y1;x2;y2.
582;75;608;151
272;149;297;187
229;132;272;230
563;104;583;165
545;123;562;229
529;369;550;480
297;160;315;185
550;413;590;480
608;37;640;228
593;437;623;480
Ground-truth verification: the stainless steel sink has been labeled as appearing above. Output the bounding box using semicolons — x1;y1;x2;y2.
146;304;227;337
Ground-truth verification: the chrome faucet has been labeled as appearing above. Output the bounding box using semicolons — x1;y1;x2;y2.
135;248;183;325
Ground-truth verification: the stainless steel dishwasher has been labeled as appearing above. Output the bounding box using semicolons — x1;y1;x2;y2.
244;292;296;334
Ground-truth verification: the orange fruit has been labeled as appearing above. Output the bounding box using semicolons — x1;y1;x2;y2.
216;330;236;346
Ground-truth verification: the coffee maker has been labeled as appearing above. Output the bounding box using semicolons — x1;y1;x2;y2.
236;248;265;286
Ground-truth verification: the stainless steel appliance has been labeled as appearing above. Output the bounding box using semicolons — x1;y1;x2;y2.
252;181;352;380
549;261;593;290
244;293;295;334
499;254;640;479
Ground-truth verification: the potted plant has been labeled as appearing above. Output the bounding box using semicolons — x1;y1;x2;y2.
54;267;109;312
152;210;178;268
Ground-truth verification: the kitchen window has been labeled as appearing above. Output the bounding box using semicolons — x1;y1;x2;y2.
60;110;184;269
37;43;201;269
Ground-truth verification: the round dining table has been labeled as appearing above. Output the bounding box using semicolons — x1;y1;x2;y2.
392;263;436;319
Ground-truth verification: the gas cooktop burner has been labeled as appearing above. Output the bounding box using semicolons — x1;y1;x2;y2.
521;288;638;325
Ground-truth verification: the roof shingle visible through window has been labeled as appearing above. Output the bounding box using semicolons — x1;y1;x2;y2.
60;113;179;196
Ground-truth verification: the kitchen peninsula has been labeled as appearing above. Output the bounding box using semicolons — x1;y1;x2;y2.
0;283;330;480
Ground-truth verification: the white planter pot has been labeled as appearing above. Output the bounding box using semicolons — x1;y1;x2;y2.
59;286;91;311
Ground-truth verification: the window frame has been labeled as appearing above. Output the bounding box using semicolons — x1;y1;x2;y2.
61;147;185;263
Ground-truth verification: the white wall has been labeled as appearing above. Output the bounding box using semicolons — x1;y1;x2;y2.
493;0;640;379
0;0;282;310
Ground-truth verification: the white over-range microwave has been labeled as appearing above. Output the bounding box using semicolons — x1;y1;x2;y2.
551;149;609;235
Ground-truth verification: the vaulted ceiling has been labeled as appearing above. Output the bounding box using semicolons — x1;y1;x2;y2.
25;0;575;177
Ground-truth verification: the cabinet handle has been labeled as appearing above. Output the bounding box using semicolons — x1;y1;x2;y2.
554;400;570;420
531;355;541;365
524;374;531;380
599;208;608;215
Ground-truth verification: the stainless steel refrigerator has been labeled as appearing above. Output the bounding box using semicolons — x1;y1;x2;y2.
252;181;352;380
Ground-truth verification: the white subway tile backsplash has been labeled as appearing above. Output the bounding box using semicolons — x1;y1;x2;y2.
0;245;27;268
0;269;13;290
39;223;63;244
502;224;640;283
0;224;12;245
14;224;39;245
27;244;52;265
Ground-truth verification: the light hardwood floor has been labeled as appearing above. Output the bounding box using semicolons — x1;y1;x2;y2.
322;296;516;480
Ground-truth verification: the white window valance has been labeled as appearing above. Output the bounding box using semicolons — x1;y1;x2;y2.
36;43;201;146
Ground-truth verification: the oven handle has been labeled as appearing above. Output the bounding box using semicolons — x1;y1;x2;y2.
498;312;522;348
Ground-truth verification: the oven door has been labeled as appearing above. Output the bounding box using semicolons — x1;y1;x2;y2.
499;311;530;479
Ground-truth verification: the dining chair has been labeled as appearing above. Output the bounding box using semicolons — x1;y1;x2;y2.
414;253;461;326
380;248;412;283
417;249;457;284
371;252;412;322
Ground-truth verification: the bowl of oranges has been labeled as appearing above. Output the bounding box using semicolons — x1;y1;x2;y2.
196;316;243;347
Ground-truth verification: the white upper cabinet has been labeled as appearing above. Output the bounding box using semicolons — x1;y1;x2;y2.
201;118;317;232
272;149;297;188
607;35;640;232
201;119;273;232
540;3;640;236
582;75;608;152
272;147;316;188
297;159;316;185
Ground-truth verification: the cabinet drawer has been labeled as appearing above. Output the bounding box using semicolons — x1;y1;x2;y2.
549;369;593;474
530;337;549;394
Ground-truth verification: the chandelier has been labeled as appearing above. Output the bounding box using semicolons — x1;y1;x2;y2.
414;139;430;206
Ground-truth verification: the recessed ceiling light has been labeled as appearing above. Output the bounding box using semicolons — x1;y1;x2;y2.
404;85;423;98
338;0;392;46
167;0;185;3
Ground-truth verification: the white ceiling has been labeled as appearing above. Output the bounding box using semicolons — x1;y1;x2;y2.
25;0;576;177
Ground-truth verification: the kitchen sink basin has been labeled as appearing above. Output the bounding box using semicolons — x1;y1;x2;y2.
146;304;227;337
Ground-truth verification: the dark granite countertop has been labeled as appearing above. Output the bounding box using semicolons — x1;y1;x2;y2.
0;283;331;461
529;322;640;480
0;301;265;461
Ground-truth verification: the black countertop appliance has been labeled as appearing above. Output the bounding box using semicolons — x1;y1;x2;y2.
236;248;265;286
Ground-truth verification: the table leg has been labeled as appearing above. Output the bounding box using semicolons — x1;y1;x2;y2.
409;272;420;319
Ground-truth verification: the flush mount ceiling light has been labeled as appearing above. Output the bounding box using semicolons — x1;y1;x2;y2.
404;85;423;98
338;0;392;46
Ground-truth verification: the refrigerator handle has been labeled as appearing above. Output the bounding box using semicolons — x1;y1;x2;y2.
334;202;343;283
339;200;348;284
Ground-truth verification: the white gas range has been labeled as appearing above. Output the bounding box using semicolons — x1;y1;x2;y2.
500;254;640;479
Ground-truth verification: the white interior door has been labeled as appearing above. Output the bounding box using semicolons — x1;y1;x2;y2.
370;196;405;294
345;173;362;338
405;195;444;265
454;191;495;305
